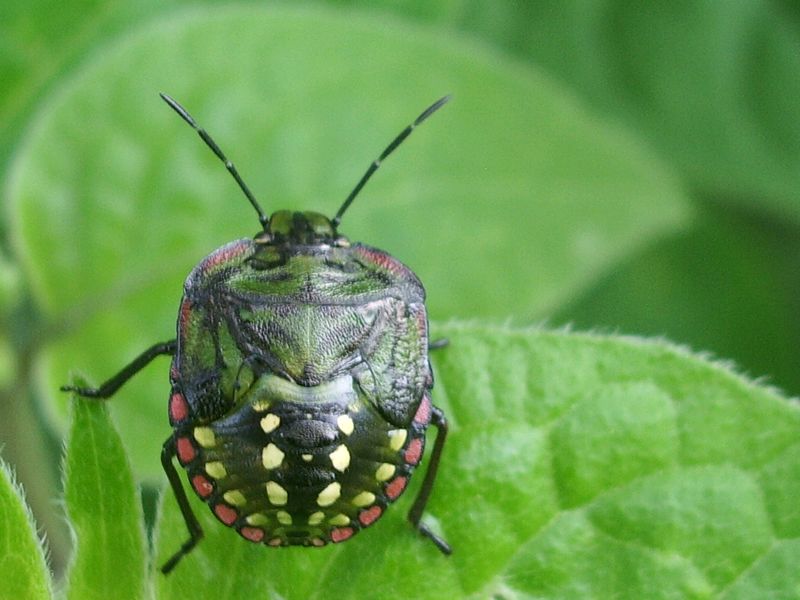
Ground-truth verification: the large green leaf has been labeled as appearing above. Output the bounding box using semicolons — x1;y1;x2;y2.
0;459;52;600
331;0;800;222
555;203;800;397
149;325;800;598
62;386;147;600
6;6;688;475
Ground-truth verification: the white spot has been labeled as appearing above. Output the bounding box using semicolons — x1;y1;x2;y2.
375;463;395;482
205;461;227;479
252;399;271;412
352;491;375;507
388;429;407;451
262;443;285;470
193;427;216;448
260;413;280;434
246;513;269;526
317;482;341;507
301;454;313;462
308;511;325;526
329;445;351;472
337;414;354;436
223;490;246;506
266;481;288;506
276;510;292;525
329;513;349;526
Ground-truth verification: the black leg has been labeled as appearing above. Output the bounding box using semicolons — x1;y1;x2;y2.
407;406;451;554
61;340;177;399
160;436;204;574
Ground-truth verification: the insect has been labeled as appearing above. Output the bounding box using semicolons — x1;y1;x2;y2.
62;93;451;574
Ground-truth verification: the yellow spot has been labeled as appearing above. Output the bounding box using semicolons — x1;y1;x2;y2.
329;513;350;526
308;511;325;525
266;481;288;506
246;513;269;526
375;463;395;481
223;490;246;506
276;510;292;525
262;443;285;470
301;454;313;462
260;413;280;433
205;461;227;479
352;491;375;507
388;429;407;451
337;414;354;436
329;445;351;472
317;482;341;507
193;427;216;448
251;399;271;412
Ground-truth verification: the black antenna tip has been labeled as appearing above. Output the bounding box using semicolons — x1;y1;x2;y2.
331;94;451;226
415;94;452;126
159;92;196;127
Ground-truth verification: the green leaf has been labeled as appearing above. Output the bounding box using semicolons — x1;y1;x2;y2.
151;325;800;598
0;460;52;599
7;5;689;476
337;0;800;222
62;384;146;600
555;204;800;397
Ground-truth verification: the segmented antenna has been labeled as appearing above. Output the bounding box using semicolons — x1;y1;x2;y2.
160;93;269;229
332;95;451;227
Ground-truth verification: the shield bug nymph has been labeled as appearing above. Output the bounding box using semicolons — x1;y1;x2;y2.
63;93;451;573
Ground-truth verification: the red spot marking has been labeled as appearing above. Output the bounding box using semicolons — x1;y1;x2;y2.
385;476;408;500
200;240;250;273
240;527;264;543
267;537;283;547
176;437;196;464
404;438;424;465
330;527;354;543
359;505;383;527
214;503;238;526
354;246;412;278
413;395;432;426
169;391;189;423
191;474;214;498
311;537;326;547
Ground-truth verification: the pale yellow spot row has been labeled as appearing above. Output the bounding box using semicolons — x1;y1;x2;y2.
266;481;288;506
246;513;269;526
337;414;354;436
329;445;351;472
301;454;313;462
308;511;325;526
276;510;292;525
223;490;246;506
317;482;341;507
260;413;280;434
388;429;408;451
193;427;216;448
329;513;349;526
375;463;395;482
205;461;227;479
352;491;375;507
262;443;285;470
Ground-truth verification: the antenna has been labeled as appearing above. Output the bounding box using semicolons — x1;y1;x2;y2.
331;95;451;227
159;93;269;229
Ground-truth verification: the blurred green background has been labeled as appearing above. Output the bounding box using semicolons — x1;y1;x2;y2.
1;0;798;576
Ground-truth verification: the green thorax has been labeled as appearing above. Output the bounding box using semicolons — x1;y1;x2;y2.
257;210;339;246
